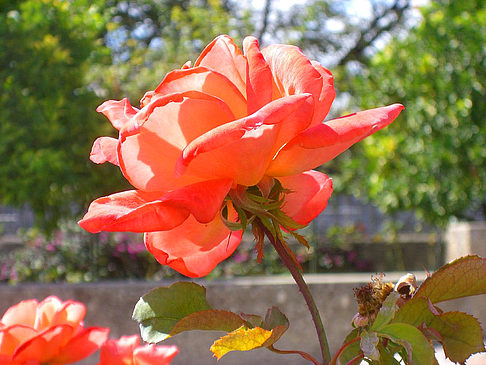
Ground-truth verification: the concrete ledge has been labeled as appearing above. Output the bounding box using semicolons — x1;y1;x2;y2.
446;221;486;262
0;273;483;364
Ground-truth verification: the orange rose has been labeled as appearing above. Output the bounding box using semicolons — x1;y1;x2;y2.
79;35;403;277
0;296;109;364
98;335;178;365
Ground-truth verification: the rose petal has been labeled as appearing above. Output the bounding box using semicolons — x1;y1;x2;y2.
134;344;179;365
98;335;140;365
51;301;86;332
145;211;243;278
262;44;335;126
13;325;74;362
154;67;247;119
267;104;405;176
35;296;63;331
243;36;273;115
78;178;232;233
195;35;247;98
52;326;109;363
1;300;38;328
97;98;139;131
90;137;119;166
119;91;235;192
0;325;37;355
279;171;333;226
176;94;314;186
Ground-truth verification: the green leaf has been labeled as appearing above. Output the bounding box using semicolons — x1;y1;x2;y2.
395;298;485;363
371;292;400;331
132;282;211;343
338;328;362;364
377;343;401;364
221;204;245;231
414;255;486;303
232;203;248;231
377;323;436;365
169;309;247;337
287;229;310;248
428;311;485;363
272;209;306;231
394;297;433;327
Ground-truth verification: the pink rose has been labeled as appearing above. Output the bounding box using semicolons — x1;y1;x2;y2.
79;35;403;277
98;335;178;365
0;296;109;364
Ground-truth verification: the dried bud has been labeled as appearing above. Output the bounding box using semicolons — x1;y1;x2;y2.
394;273;417;298
354;273;394;318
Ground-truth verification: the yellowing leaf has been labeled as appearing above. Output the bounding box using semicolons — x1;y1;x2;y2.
210;326;273;360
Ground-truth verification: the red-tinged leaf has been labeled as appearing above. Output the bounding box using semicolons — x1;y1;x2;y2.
239;313;264;328
395;297;485;363
428;311;485;363
377;323;437;365
210;326;273;360
414;255;486;303
132;282;211;343
261;306;289;347
169;309;247;337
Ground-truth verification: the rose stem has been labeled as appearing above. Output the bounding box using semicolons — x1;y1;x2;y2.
259;221;331;365
268;345;321;365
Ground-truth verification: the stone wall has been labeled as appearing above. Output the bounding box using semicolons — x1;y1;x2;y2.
1;272;484;364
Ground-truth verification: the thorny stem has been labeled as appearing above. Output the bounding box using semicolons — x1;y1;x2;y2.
259;220;331;365
328;336;361;365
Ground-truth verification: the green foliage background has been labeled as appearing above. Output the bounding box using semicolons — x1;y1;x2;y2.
0;0;123;231
337;0;486;226
1;0;485;231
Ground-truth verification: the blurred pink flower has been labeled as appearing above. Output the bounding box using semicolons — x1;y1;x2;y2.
98;334;178;365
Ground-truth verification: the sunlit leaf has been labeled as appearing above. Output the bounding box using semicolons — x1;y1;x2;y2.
210;326;273;359
414;256;486;303
132;282;211;343
428;311;485;363
394;297;485;363
208;306;289;359
371;292;400;331
394;297;433;326
377;323;436;365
